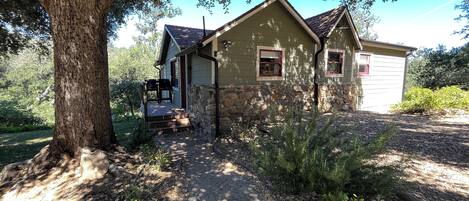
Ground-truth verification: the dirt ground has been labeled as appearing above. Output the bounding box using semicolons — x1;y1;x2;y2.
216;112;469;201
335;112;469;201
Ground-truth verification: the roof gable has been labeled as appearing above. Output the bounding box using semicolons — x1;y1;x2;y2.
200;0;321;46
306;6;362;49
165;25;213;49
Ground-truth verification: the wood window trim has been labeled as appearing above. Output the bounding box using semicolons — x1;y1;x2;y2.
256;46;285;81
357;52;373;77
325;49;345;78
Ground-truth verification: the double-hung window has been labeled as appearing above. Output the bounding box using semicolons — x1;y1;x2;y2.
358;53;371;76
326;50;344;76
257;47;285;80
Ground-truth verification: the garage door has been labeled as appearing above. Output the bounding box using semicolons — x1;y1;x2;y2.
358;54;406;113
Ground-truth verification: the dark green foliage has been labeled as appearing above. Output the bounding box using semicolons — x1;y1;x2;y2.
0;0;179;57
252;105;399;200
393;86;469;114
130;119;153;149
408;43;469;89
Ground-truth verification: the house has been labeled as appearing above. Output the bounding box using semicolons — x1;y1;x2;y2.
155;0;416;136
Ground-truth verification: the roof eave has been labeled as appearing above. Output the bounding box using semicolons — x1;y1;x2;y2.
360;39;417;52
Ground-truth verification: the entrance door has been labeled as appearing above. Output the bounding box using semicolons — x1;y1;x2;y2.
179;55;187;108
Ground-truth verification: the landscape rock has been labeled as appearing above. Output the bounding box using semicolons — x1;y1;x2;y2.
79;148;109;182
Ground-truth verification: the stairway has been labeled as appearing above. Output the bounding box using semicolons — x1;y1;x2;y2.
145;105;192;134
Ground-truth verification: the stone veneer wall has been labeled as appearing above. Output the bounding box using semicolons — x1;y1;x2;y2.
318;84;358;112
219;85;315;131
188;84;357;136
187;85;215;137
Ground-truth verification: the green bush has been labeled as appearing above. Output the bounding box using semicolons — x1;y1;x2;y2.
392;86;469;114
252;105;399;200
433;86;469;111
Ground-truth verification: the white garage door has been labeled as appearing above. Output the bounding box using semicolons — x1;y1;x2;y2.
358;54;406;113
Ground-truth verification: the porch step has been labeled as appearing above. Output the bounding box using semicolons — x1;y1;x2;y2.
148;118;191;128
145;112;190;122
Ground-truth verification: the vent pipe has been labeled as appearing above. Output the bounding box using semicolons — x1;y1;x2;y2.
203;16;206;37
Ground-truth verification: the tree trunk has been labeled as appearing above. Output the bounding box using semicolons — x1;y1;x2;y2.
41;0;116;157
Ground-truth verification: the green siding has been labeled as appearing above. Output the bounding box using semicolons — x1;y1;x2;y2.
318;17;359;84
217;1;317;86
190;45;212;85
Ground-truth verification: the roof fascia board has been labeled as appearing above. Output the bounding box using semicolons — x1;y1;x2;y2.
202;0;321;47
361;40;416;52
326;9;363;50
164;26;183;51
156;30;167;65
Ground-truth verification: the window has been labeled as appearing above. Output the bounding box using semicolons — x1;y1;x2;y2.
170;59;178;87
358;53;371;76
257;47;284;80
326;50;344;76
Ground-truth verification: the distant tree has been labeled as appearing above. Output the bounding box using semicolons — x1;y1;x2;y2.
349;6;380;40
455;0;469;39
109;41;158;119
408;43;469;89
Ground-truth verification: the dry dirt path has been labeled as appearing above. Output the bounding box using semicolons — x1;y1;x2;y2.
155;133;269;201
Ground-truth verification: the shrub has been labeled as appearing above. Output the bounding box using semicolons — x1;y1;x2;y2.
252;105;399;200
392;86;469;114
140;143;172;171
129;119;153;149
433;86;469;111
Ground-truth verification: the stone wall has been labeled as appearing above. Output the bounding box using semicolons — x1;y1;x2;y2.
219;84;315;131
187;85;215;138
188;83;357;136
318;84;358;112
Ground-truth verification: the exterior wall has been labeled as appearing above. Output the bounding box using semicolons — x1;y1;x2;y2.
162;38;181;106
219;85;315;131
187;85;215;139
190;45;212;85
212;1;319;131
317;17;359;111
216;1;316;86
356;45;407;113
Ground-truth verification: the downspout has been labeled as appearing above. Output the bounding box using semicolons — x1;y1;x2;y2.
313;37;327;109
401;51;413;101
196;43;220;138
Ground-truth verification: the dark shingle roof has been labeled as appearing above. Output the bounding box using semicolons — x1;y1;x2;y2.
305;6;346;38
165;25;213;49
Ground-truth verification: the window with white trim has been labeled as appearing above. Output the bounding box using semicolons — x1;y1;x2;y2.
358;53;371;76
257;47;285;80
326;50;344;76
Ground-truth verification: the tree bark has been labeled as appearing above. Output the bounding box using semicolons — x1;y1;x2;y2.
41;0;116;157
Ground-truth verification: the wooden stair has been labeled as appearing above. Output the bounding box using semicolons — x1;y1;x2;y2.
146;111;192;134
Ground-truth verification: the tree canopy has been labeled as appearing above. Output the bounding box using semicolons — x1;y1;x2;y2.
0;0;179;58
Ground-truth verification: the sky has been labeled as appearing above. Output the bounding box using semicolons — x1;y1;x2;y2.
112;0;468;49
